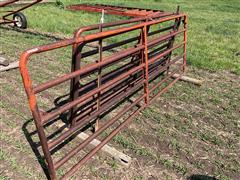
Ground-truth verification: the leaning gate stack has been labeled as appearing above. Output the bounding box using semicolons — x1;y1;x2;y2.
19;4;188;179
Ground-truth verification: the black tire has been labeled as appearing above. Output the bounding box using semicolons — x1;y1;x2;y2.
13;12;27;29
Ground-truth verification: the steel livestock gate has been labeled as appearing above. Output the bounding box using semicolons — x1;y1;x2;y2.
19;7;188;180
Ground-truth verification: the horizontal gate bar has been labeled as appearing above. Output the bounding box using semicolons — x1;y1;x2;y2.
80;25;175;59
42;42;184;125
19;14;186;56
41;63;145;124
150;71;185;103
54;91;146;170
60;95;146;179
33;45;144;93
47;55;184;150
19;10;188;179
34;28;185;94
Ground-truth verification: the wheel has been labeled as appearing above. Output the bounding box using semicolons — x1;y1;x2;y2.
13;12;27;29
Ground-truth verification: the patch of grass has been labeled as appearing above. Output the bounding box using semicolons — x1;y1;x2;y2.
88;166;111;180
169;138;181;151
0;175;10;180
0;100;28;120
107;158;118;171
113;134;190;175
0;1;240;179
134;176;144;180
158;158;188;175
0;131;28;153
113;134;155;157
23;0;239;75
1;0;239;73
0;149;39;179
198;132;223;146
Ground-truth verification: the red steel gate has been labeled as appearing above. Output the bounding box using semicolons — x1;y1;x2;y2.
19;11;187;180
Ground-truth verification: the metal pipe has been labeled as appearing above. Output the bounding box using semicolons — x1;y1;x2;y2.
55;94;145;170
48;54;183;150
42;63;145;124
33;45;144;93
34;29;185;94
19;11;188;179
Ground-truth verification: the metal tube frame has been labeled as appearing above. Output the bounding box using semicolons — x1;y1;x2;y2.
19;12;188;180
0;0;42;25
67;3;173;17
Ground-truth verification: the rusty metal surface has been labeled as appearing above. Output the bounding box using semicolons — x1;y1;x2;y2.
0;0;42;25
19;9;188;180
67;3;174;17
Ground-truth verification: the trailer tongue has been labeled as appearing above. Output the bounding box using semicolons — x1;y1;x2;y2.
0;0;42;28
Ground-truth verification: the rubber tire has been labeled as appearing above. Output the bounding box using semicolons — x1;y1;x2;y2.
13;12;27;29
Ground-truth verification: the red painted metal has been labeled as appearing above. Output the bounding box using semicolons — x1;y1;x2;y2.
0;0;42;25
19;7;188;180
67;3;174;17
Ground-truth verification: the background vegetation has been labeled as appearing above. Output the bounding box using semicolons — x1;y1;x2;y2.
0;0;239;179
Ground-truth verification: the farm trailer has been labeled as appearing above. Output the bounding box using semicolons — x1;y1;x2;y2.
0;0;42;28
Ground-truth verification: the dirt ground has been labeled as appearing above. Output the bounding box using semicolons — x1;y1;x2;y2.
0;28;239;180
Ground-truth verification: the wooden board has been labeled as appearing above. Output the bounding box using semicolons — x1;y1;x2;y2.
0;61;19;72
56;122;132;166
171;73;204;86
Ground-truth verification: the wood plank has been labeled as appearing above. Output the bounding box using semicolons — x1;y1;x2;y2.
0;56;9;66
56;122;132;166
171;73;204;86
0;61;19;72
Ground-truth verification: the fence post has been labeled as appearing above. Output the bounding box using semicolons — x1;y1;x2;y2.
142;25;150;104
95;21;104;131
69;43;83;127
183;15;188;72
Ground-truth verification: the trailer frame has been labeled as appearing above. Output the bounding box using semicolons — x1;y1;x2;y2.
0;0;42;28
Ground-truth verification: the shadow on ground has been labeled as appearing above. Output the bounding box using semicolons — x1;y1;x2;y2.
188;174;217;180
